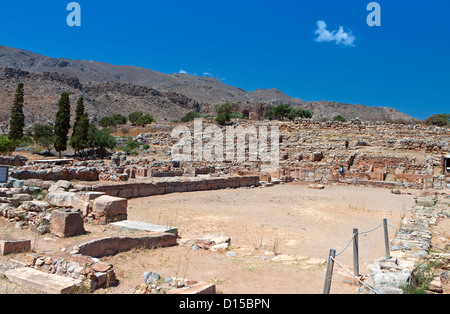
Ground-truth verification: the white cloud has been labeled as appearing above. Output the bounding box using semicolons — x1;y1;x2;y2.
314;20;356;47
178;68;225;81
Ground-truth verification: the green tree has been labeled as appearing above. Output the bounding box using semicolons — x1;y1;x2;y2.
128;111;144;125
73;97;85;128
88;124;117;157
0;135;18;155
333;115;347;123
70;97;90;155
33;124;54;152
215;103;233;125
8;83;25;142
181;111;202;122
118;137;140;153
54;92;71;158
135;114;155;126
424;114;450;127
112;114;127;126
229;112;244;119
266;104;312;121
99;116;115;128
70;113;90;155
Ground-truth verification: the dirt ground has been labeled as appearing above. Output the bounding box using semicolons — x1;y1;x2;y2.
0;182;418;294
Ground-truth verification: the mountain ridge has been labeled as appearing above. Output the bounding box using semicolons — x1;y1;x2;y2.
0;45;419;125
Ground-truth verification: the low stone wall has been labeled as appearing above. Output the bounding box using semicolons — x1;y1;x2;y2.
11;166;99;182
0;156;27;167
26;252;116;291
359;195;448;294
73;233;177;258
83;176;260;199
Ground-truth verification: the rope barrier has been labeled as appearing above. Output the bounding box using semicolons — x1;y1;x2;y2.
335;234;354;257
358;223;383;235
324;219;398;294
387;223;401;231
430;244;450;254
335;221;394;257
330;256;378;294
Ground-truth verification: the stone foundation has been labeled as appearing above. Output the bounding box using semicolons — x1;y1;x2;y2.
84;176;260;199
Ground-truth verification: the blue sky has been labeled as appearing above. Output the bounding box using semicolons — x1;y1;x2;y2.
0;0;448;120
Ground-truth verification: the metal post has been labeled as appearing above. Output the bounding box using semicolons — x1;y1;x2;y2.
323;249;336;294
383;219;391;259
353;228;359;276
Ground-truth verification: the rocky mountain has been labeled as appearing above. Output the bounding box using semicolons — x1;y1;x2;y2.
0;45;419;126
305;101;419;123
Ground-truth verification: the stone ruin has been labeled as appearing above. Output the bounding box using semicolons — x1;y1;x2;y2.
0;118;449;294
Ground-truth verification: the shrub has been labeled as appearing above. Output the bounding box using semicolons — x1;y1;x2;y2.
87;124;117;156
112;114;127;125
128;111;144;125
181;111;202;122
0;135;18;155
99;116;115;128
424;114;450;127
135;114;155;126
229;112;243;119
118;137;140;153
215;103;234;125
333;115;347;122
33;124;54;151
266;104;312;121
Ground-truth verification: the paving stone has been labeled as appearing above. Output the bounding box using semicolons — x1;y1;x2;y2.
4;267;82;294
110;220;178;235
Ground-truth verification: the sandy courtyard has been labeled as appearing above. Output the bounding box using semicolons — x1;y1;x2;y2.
109;182;415;294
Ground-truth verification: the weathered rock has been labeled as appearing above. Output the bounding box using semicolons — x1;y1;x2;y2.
13;194;33;202
143;271;160;285
18;201;50;212
46;192;76;208
0;239;31;255
50;209;86;238
72;192;105;217
92;195;127;224
4;267;82;294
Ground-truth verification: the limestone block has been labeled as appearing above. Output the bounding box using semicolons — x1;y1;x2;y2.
50;209;86;238
92;195;128;224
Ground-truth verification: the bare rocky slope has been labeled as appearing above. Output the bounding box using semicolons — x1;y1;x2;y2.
0;45;419;125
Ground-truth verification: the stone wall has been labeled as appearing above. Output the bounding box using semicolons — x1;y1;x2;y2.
81;176;260;199
0;156;27;167
11;166;99;181
73;233;177;258
26;252;116;291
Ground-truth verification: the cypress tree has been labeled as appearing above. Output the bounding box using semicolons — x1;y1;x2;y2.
73;97;85;129
54;92;71;158
70;97;89;155
71;113;89;155
8;83;25;142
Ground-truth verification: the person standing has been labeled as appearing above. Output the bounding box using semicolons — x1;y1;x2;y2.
340;165;345;179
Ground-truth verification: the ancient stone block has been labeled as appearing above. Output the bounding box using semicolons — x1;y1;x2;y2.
50;209;86;238
92;195;128;224
72;192;105;217
0;239;31;255
46;192;76;208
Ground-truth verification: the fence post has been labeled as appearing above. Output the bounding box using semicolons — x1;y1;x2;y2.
383;219;391;259
353;228;359;276
323;249;336;294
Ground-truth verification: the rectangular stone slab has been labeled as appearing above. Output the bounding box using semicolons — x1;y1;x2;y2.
0;239;31;255
110;220;178;235
5;267;82;294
